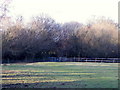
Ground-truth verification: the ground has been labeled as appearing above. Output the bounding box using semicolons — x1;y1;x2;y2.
1;62;118;88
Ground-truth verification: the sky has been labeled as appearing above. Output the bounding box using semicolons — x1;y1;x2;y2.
9;0;119;24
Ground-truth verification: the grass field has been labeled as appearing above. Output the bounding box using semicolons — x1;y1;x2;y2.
1;62;118;88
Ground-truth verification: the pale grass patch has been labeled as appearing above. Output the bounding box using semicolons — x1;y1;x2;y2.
47;65;61;66
2;79;76;84
26;63;34;65
65;64;81;66
69;73;96;75
2;70;45;73
99;65;111;66
64;63;118;67
64;63;83;66
1;73;28;76
2;76;46;80
37;79;76;82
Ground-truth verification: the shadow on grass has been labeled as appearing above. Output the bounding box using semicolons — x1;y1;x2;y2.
2;74;95;78
2;80;118;88
2;80;82;88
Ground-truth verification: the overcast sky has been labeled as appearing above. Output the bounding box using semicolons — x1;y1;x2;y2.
9;0;119;24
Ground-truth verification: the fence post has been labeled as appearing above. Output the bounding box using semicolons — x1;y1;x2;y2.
101;58;102;63
113;59;115;63
74;57;75;62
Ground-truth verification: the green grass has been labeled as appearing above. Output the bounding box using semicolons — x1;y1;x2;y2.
2;62;118;88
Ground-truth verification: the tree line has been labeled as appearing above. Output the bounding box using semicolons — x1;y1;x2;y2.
1;14;119;63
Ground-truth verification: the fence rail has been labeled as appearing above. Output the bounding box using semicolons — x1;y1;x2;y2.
45;57;120;63
2;57;120;63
